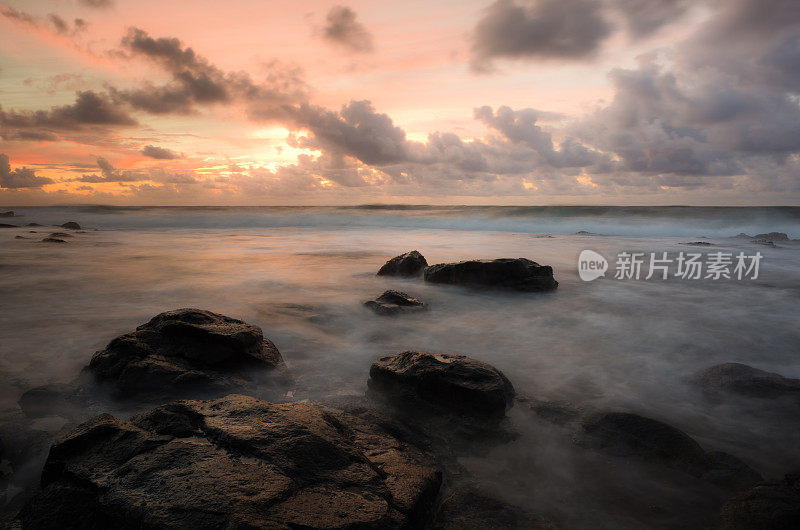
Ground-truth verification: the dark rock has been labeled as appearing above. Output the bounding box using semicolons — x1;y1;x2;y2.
684;241;714;246
377;250;428;276
0;224;19;228
14;235;26;239
60;221;81;230
0;211;14;217
579;412;761;491
434;485;557;529
693;363;800;399
48;232;73;238
424;258;558;292
516;395;582;426
18;384;87;419
721;473;800;529
751;239;776;247
20;394;443;529
753;232;789;241
40;238;66;243
25;223;43;227
87;308;284;397
369;351;515;419
365;290;427;315
734;233;754;239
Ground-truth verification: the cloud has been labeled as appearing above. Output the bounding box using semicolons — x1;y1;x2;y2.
0;91;137;131
0;154;55;189
79;0;114;8
140;145;182;159
613;0;692;38
47;14;88;36
72;157;147;183
0;6;38;26
471;0;612;70
113;28;307;117
322;6;374;53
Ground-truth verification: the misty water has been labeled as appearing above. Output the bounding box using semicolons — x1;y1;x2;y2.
2;205;800;528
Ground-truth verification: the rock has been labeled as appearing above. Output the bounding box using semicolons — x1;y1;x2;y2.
516;395;582;426
693;363;800;399
751;239;776;247
579;412;761;491
18;384;87;419
368;351;515;419
364;290;427;315
86;308;284;397
734;233;754;239
48;232;73;238
377;250;428;276
721;473;800;529
753;232;789;241
684;241;714;246
14;236;26;240
0;224;19;228
60;222;81;230
434;485;557;529
0;211;14;217
25;223;43;227
40;238;66;243
424;258;558;292
20;394;442;529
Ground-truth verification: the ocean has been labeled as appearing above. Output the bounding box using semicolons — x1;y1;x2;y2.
1;205;799;527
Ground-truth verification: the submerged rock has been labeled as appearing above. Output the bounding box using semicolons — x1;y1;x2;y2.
684;241;714;246
369;351;515;419
25;223;43;227
434;485;557;529
721;473;800;529
40;238;66;243
0;224;19;228
60;221;81;230
377;250;428;276
0;211;14;217
48;232;73;238
14;235;26;239
579;412;761;491
86;308;284;397
751;239;776;247
20;394;442;529
424;258;558;292
364;290;427;315
693;363;800;399
753;232;789;241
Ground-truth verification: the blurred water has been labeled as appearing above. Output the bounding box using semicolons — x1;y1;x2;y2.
1;205;799;527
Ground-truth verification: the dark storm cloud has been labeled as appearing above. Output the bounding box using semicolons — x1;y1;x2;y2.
0;154;55;189
322;6;374;53
0;91;137;130
471;0;612;70
140;145;181;159
113;28;306;117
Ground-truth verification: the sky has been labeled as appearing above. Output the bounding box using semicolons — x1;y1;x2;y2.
0;0;798;205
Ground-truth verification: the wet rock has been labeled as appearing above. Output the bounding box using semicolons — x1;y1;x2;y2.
684;241;714;246
579;412;761;491
516;395;582;426
18;384;87;419
14;236;26;240
40;238;66;243
0;211;14;217
377;250;428;276
721;473;800;529
751;239;776;247
25;223;43;227
368;351;515;419
434;485;557;529
60;221;81;230
424;258;558;292
86;308;284;397
753;232;789;241
693;363;800;399
0;224;19;228
364;290;427;315
48;232;73;238
20;394;442;529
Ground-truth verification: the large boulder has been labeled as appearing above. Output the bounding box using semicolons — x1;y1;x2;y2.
368;351;515;419
579;412;762;491
60;221;81;230
753;232;789;241
721;473;800;529
693;363;800;399
87;308;284;397
424;258;557;292
364;290;427;315
20;395;442;529
377;250;428;276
